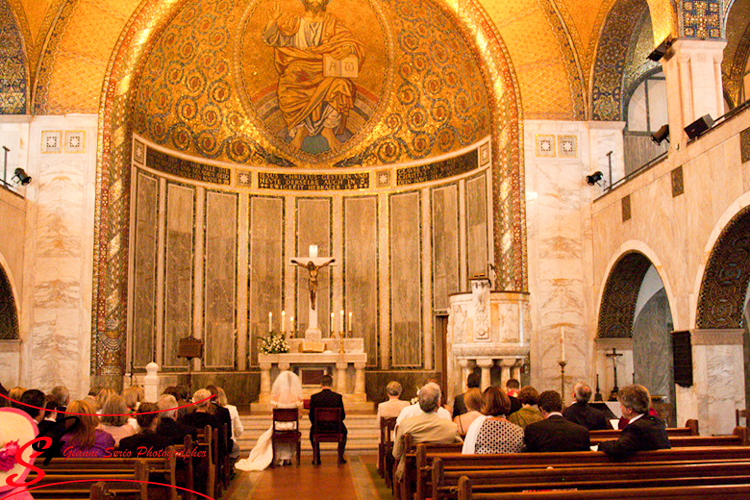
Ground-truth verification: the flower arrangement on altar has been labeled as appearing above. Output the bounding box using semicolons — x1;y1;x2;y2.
259;331;290;354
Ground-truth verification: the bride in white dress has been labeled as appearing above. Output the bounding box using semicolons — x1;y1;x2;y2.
235;371;303;471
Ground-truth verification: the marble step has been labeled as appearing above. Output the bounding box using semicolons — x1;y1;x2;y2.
236;414;380;453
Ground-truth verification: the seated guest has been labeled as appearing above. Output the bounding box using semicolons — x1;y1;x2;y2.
376;381;410;425
7;387;25;409
119;402;169;455
177;385;195;418
48;385;69;422
563;382;609;430
97;395;136;446
96;388;116;413
599;384;670;458
122;385;144;430
453;373;480;418
180;389;226;457
524;390;590;452
157;394;197;445
83;386;100;410
206;385;233;458
393;383;461;479
453;388;482;436
309;375;347;465
397;380;452;426
506;379;522;415
18;389;50;432
60;400;115;457
216;386;243;460
508;386;544;429
462;386;524;454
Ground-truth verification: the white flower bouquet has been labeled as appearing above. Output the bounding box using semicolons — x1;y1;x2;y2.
259;331;290;354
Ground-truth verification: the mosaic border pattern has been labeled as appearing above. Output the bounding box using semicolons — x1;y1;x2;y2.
0;0;28;114
681;0;722;39
597;251;652;338
696;206;750;329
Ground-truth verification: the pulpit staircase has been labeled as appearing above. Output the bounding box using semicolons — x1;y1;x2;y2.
237;412;380;455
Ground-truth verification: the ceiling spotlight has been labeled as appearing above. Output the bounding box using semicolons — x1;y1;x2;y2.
13;167;31;185
647;37;673;62
586;171;604;186
651;124;669;145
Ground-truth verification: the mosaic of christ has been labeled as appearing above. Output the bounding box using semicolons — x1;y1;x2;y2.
240;0;389;157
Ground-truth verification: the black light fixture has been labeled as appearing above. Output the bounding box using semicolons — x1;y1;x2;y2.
684;114;714;140
13;167;32;185
651;124;670;145
647;37;673;62
586;171;604;186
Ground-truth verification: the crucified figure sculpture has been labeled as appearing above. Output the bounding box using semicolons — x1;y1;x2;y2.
291;257;335;310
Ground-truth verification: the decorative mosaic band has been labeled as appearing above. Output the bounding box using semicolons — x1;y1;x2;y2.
681;0;721;39
147;147;231;185
258;171;370;191
397;149;479;186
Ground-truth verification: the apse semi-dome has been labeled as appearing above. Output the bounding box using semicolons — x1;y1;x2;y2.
133;0;491;169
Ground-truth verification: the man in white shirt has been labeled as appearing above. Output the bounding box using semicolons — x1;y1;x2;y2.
396;381;451;427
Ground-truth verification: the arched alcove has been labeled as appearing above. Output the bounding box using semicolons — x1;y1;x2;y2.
0;263;19;340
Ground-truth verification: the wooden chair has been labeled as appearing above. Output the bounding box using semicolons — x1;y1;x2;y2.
379;417;398;487
311;407;345;465
736;408;748;426
272;407;302;466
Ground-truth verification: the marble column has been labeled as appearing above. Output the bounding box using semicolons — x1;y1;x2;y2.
660;39;726;148
458;358;472;390
510;361;522;382
477;358;494;391
259;361;272;401
499;359;514;389
336;361;348;394
675;329;745;436
354;362;366;395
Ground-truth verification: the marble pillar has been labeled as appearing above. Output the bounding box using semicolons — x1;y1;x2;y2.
477;358;494;391
336;361;348;393
660;39;726;148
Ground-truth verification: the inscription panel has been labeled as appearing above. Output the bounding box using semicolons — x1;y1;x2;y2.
259;172;369;191
132;173;159;368
397;149;479;186
390;191;422;367
147;147;231;185
164;183;195;369
249;197;284;365
204;191;238;369
344;196;378;365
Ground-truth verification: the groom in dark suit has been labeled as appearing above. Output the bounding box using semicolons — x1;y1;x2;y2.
524;390;590;452
309;374;347;464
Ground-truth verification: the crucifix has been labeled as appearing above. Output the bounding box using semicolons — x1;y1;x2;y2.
290;245;335;344
605;348;624;401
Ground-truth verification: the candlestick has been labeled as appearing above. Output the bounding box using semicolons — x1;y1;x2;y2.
560;326;566;362
281;310;286;334
268;312;272;333
348;312;352;332
309;244;318;258
559;360;567;404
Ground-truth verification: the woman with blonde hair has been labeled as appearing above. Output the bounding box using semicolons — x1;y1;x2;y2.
97;395;136;446
462;386;524;454
95;388;116;412
453;388;482;436
60;400;114;457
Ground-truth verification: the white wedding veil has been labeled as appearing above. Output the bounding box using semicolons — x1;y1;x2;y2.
270;370;303;404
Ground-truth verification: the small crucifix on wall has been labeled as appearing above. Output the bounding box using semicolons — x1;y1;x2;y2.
605;348;624;401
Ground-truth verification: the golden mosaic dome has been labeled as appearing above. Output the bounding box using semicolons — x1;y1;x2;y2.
131;0;491;169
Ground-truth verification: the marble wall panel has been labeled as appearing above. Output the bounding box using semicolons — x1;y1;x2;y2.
432;185;459;311
466;174;488;280
249;197;283;365
344;196;378;366
390;192;422;367
163;183;195;369
132;172;158;368
204;191;237;369
296;198;331;335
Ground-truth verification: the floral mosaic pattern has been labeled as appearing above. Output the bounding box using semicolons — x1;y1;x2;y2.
0;0;27;114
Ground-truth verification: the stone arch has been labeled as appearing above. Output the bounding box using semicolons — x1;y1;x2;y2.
597;251;655;338
0;261;19;340
721;0;750;107
696;206;750;329
0;0;29;114
90;0;524;385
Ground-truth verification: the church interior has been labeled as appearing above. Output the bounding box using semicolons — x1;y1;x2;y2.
2;0;750;497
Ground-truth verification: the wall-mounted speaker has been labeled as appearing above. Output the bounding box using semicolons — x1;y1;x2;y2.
684;114;714;140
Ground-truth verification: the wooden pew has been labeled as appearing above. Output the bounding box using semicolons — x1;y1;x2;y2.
589;419;698;439
413;445;750;500
378;416;397;484
456;476;750;500
432;458;750;500
29;459;148;500
194;425;217;498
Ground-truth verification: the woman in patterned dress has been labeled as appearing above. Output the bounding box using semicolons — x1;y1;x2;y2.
461;386;525;454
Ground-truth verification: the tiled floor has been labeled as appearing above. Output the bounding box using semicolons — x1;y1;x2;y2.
225;453;389;500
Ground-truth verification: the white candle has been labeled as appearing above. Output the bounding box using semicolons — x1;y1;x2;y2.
560;326;566;362
331;312;335;334
340;310;344;333
268;312;272;333
348;312;352;332
309;244;318;258
290;316;294;337
281;310;286;333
